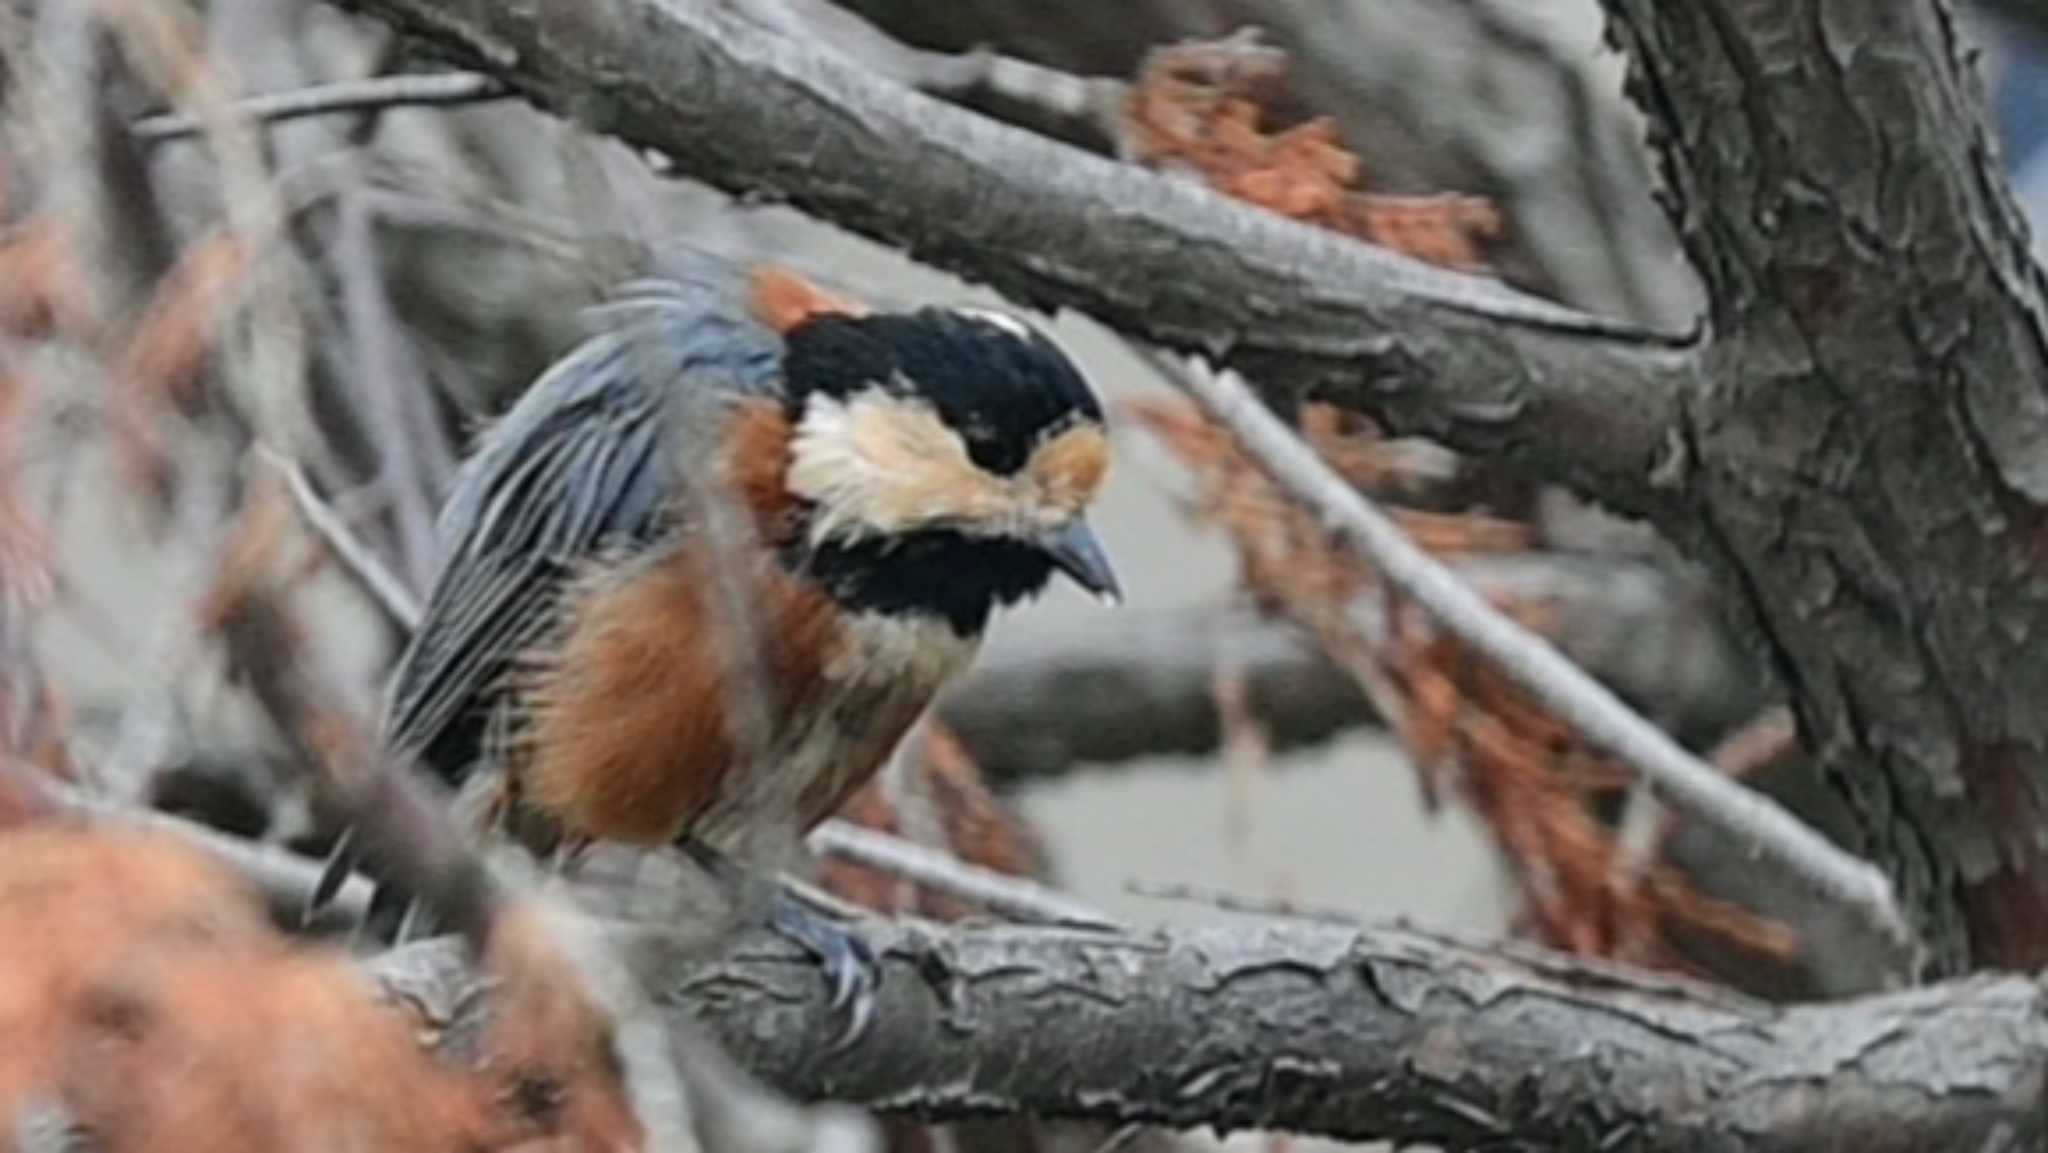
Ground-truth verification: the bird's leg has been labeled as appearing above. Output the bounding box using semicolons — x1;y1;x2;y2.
767;886;879;1043
677;835;878;1046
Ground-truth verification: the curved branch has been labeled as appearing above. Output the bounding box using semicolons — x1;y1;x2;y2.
329;0;1700;519
1162;353;1911;954
378;918;2048;1153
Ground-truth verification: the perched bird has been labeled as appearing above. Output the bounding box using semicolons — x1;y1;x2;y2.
346;257;1118;1027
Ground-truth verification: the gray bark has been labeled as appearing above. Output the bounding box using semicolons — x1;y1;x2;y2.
1604;0;2048;974
330;0;1699;528
832;0;1704;330
316;0;2048;1141
378;919;2048;1153
338;0;2048;977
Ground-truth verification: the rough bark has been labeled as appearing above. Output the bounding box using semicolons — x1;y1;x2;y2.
333;0;2048;974
833;0;1703;330
329;0;1698;525
1605;0;2048;974
378;920;2048;1153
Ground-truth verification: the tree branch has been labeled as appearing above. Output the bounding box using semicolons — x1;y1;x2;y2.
376;917;2048;1153
1161;351;1911;955
328;0;1700;521
1599;0;2048;972
808;819;1117;928
937;605;1374;784
130;69;507;143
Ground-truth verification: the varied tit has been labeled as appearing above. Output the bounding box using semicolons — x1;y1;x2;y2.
347;258;1119;1033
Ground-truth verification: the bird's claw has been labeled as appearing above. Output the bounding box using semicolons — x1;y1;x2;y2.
768;890;878;1048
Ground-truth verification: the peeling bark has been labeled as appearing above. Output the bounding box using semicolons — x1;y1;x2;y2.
1606;0;2048;973
336;0;2048;974
379;920;2048;1152
328;0;2048;1139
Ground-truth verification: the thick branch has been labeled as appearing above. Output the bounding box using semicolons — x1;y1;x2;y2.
1602;0;2048;972
937;606;1373;783
942;554;1764;782
330;0;1698;520
378;918;2048;1153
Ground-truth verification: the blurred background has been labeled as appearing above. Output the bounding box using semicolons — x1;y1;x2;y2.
7;1;2048;1150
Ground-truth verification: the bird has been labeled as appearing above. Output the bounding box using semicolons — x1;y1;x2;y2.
331;254;1120;1033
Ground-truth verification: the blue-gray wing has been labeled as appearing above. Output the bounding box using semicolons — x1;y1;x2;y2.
381;277;786;785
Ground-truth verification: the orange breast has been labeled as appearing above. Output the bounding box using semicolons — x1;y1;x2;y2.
513;395;980;852
518;544;845;846
516;401;841;845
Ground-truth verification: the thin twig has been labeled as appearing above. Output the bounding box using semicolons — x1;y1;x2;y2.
130;70;507;143
1152;350;1915;957
809;819;1119;929
103;0;310;467
732;0;1126;136
261;447;424;632
1121;877;1361;926
25;770;375;926
1612;704;1800;902
331;190;442;593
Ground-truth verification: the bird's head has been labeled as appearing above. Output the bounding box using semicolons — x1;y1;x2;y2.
776;305;1120;631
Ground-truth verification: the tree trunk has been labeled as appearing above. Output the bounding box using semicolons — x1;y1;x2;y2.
1607;0;2048;975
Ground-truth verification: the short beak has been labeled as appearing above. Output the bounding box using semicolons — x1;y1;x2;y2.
1038;519;1122;605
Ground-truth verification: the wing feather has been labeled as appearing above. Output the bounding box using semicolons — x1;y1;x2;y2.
381;281;786;785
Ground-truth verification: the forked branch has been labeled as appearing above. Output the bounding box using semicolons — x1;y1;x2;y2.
331;0;1701;522
1157;351;1912;958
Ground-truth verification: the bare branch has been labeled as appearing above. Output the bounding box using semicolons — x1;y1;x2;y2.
329;191;446;594
28;773;377;930
808;819;1117;929
378;915;2048;1152
130;69;507;143
731;0;1127;135
938;605;1374;783
327;0;1700;520
263;448;424;633
1155;351;1913;958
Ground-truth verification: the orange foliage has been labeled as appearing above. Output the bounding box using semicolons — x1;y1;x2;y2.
1130;393;1798;972
0;216;89;339
0;821;641;1152
1397;629;1796;967
1121;38;1501;272
109;233;246;498
1117;35;1786;971
0;369;53;608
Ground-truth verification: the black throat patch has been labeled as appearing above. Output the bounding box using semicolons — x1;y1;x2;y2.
785;530;1055;637
775;306;1099;633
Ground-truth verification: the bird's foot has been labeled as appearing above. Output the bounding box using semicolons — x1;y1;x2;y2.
677;836;879;1044
768;887;878;1048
